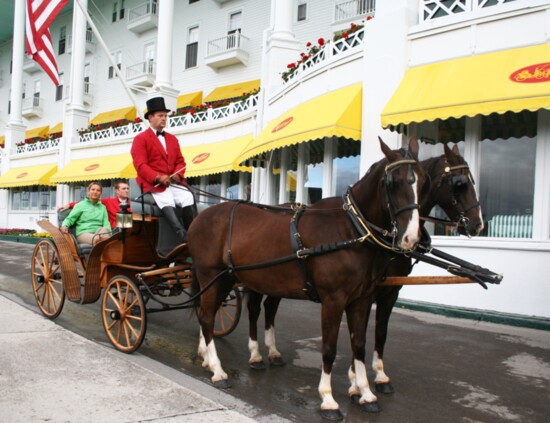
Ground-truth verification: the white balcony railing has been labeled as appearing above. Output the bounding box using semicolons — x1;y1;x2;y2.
64;82;94;105
79;122;146;143
14;138;61;155
207;31;250;56
67;30;96;54
21;96;44;118
77;95;259;143
128;0;158;22
128;0;158;33
283;27;365;85
168;94;259;129
126;60;156;81
420;0;519;23
334;0;376;23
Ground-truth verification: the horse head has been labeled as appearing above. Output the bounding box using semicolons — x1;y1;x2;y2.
353;137;428;251
429;144;484;237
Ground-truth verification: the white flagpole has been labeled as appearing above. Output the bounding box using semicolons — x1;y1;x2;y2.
74;0;144;119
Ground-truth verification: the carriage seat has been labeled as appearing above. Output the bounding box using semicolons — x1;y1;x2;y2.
57;209;94;257
129;178;162;217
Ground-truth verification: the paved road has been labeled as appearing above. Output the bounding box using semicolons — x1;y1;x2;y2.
1;240;549;422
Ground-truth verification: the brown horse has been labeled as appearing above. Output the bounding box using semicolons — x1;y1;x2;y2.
245;144;484;395
188;138;429;419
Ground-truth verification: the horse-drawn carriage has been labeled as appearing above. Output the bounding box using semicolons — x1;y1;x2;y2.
30;138;502;420
31;183;241;353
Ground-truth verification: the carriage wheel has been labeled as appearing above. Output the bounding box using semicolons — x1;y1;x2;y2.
213;287;242;337
102;276;147;353
31;239;65;319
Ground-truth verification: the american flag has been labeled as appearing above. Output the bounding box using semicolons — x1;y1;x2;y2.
25;0;69;86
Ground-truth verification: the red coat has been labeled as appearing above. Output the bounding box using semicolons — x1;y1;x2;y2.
131;128;187;193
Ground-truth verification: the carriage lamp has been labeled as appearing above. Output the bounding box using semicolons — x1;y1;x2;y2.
116;203;133;229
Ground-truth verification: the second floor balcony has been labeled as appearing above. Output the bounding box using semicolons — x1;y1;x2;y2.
67;30;96;55
64;82;94;106
205;31;250;70
21;96;43;119
128;0;158;34
334;0;375;23
126;60;156;88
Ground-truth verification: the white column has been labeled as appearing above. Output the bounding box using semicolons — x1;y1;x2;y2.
360;0;417;175
154;0;178;107
8;0;25;128
69;0;87;107
262;0;301;100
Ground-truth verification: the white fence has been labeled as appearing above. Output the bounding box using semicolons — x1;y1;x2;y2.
334;0;375;23
420;0;519;23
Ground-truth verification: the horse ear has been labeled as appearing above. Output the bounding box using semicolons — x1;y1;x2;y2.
443;143;452;159
451;144;460;155
408;136;419;158
378;136;393;159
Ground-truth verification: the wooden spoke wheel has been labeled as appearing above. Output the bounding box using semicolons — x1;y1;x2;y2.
213;287;242;337
102;276;147;353
31;239;65;319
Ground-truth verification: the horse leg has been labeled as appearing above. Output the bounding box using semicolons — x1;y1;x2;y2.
195;272;232;388
264;296;284;366
318;301;345;421
247;291;266;369
372;287;401;394
345;297;380;413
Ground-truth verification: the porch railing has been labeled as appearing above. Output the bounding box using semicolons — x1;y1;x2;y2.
334;0;375;23
420;0;519;23
207;31;250;56
128;0;158;23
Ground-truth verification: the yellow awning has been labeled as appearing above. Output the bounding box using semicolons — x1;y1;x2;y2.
89;106;136;125
0;135;4;146
50;154;136;183
204;79;260;103
382;43;550;127
25;126;50;139
182;135;253;177
50;122;63;134
0;164;57;188
177;91;203;109
238;83;362;163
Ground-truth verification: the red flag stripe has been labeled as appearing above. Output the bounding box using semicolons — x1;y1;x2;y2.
29;0;69;39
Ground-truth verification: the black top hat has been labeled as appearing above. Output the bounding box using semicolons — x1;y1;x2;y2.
145;97;171;119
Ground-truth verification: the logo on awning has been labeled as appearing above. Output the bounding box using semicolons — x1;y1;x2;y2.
16;172;29;179
85;164;100;171
510;63;550;83
272;117;294;133
192;153;210;164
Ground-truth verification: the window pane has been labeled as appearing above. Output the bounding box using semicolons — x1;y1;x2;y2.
480;113;537;238
332;155;359;197
186;42;198;69
12;190;20;210
206;174;221;205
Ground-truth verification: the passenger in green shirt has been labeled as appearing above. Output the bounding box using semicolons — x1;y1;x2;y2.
61;181;111;245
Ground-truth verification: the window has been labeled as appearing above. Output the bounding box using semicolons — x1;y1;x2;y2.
479;111;537;239
84;63;90;94
108;50;122;79
58;26;66;55
228;11;242;49
112;2;118;22
10;187;57;211
144;42;155;73
119;0;125;20
55;73;63;101
33;80;40;107
297;1;307;22
185;26;199;69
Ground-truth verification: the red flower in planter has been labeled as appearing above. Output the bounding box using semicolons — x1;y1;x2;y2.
343;33;349;39
287;62;296;69
306;42;312;47
318;37;325;46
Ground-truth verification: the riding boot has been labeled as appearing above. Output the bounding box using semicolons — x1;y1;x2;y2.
161;206;187;243
181;205;195;230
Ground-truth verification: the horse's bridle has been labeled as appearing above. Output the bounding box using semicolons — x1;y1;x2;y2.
431;163;480;236
383;152;421;237
343;154;422;252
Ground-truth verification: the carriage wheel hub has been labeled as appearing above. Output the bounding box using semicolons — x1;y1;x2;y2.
110;310;121;320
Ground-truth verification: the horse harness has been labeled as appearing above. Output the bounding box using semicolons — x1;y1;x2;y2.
224;156;423;302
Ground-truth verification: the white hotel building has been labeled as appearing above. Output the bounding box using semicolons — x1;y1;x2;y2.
0;0;549;325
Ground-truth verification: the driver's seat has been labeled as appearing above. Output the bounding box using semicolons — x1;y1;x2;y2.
129;178;184;255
